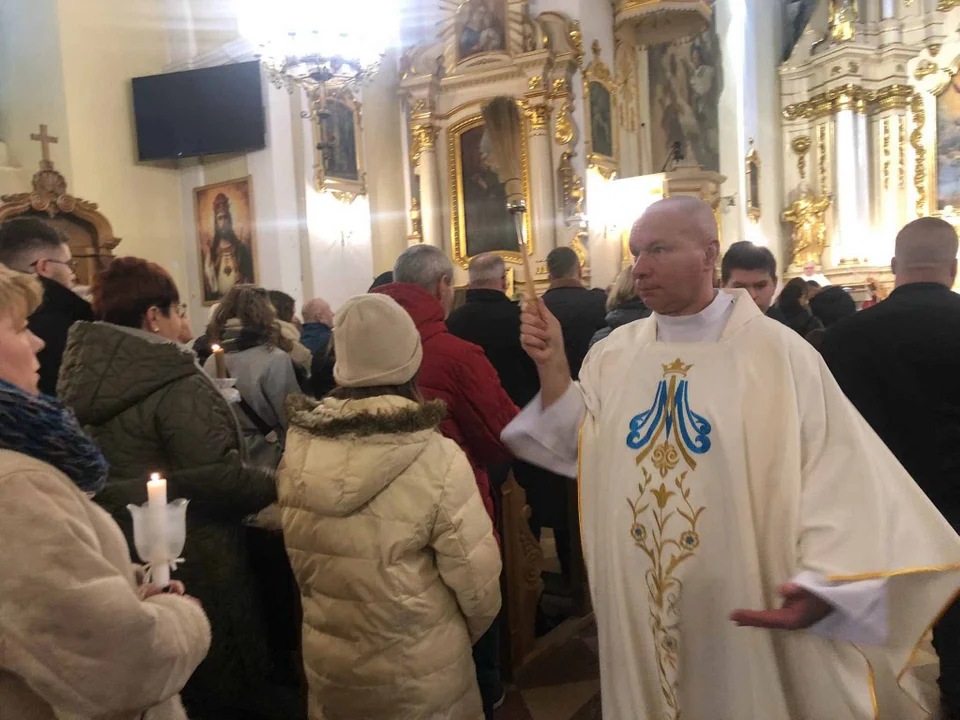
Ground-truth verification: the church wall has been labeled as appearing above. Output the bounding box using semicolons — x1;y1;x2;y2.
365;50;410;275
742;0;786;265
55;0;189;296
0;0;71;185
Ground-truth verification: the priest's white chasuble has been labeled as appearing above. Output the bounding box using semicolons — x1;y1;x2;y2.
505;290;960;719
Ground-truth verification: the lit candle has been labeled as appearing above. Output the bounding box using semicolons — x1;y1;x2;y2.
211;343;228;379
147;473;170;587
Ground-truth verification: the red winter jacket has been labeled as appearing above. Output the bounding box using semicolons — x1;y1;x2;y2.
373;283;519;526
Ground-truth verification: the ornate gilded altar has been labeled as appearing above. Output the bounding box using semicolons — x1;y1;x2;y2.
0;126;119;286
399;1;620;293
778;0;958;295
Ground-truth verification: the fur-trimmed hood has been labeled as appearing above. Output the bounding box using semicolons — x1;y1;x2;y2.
282;394;447;516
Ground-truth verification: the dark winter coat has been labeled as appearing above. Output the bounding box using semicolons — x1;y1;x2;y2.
447;288;540;407
57;321;278;708
299;322;332;355
589;299;651;348
821;282;960;530
29;276;93;397
372;283;519;527
542;283;608;379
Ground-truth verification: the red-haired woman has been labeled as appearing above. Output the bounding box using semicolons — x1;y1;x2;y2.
58;257;299;720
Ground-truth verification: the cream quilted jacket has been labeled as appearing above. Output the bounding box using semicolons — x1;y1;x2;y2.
0;451;210;720
278;395;502;720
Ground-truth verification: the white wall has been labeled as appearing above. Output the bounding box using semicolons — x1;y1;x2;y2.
0;0;70;183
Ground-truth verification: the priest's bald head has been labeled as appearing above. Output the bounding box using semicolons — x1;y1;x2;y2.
892;217;958;288
629;196;720;316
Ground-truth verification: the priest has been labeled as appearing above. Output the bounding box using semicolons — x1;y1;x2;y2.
503;195;960;719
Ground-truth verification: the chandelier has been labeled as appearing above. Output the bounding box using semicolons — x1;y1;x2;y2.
240;0;397;185
239;0;398;94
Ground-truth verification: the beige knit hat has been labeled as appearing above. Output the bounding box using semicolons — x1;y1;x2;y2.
333;294;423;388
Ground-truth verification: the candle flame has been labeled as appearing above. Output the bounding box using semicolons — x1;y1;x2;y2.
150;472;161;482
211;344;222;353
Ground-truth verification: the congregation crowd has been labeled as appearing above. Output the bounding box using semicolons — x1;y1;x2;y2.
0;196;958;719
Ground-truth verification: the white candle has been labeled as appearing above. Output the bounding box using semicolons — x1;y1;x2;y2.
147;473;170;587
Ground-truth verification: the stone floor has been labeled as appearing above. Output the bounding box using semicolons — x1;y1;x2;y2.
495;619;601;720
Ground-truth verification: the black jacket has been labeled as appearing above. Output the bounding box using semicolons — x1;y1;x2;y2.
29;276;93;396
543;284;608;379
821;282;960;528
446;288;540;407
589;299;651;348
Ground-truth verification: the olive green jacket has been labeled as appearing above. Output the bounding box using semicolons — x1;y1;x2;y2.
58;321;277;703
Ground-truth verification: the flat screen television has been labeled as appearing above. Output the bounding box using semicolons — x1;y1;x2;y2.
132;60;265;161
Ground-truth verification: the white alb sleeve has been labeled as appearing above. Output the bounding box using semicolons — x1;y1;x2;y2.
792;571;889;646
501;384;586;479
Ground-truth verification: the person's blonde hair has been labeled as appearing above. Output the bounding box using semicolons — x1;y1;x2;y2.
0;263;43;321
607;267;638;312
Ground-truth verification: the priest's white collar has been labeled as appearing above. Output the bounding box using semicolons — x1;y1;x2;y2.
654;290;736;343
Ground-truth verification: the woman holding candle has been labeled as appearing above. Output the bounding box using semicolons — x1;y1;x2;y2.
278;294;502;720
203;285;301;470
57;258;297;720
0;263;210;720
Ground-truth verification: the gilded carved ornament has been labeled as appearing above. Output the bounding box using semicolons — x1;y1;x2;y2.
883;119;890;191
783;193;832;268
569;20;584;68
524;104;551;131
410;123;438;167
828;0;858;43
557;150;585;223
915;59;940;80
899;118;906;190
911;93;927;216
938;1;960;11
554;102;575;145
783;84;914;120
790;136;811;181
818;125;828;191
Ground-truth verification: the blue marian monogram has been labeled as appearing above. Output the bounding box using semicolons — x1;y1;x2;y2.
626;358;712;475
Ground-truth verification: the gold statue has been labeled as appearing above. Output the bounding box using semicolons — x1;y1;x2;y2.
782;192;832;268
829;0;858;43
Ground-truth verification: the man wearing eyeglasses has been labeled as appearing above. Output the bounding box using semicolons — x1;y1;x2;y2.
0;217;93;396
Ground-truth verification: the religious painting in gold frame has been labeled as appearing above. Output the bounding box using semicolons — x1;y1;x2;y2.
583;40;618;179
311;87;366;201
908;43;960;217
448;113;534;269
745;138;761;222
455;0;509;64
936;68;960;209
194;176;258;306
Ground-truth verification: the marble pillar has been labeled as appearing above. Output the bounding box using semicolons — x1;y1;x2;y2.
413;122;442;249
526;103;557;258
832;104;871;264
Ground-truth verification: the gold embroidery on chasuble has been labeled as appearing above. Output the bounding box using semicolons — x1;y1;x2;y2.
625;359;713;718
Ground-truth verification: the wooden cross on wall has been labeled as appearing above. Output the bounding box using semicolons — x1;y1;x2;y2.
30;124;58;168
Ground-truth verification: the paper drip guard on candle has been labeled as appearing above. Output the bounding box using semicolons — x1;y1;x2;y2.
127;473;189;588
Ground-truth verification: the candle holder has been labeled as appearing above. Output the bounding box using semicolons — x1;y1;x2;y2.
127;499;189;586
213;377;240;403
